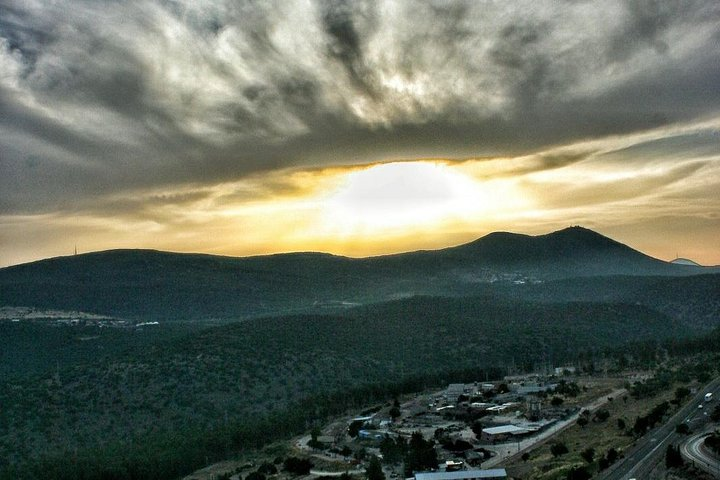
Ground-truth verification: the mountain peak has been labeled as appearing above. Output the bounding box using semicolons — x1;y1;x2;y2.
553;225;596;236
546;226;617;244
439;225;672;278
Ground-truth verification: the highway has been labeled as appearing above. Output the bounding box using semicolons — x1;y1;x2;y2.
681;432;720;477
598;377;720;480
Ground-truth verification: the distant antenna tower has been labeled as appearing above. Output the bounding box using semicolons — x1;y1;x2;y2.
74;244;77;255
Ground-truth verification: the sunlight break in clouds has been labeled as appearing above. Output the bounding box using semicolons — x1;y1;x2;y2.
1;0;719;266
320;162;529;235
1;117;718;267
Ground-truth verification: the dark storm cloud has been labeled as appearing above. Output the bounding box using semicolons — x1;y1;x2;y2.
607;0;675;60
489;22;553;111
320;0;379;98
1;0;720;215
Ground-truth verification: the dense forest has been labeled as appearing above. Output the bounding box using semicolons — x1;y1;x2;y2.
1;295;716;479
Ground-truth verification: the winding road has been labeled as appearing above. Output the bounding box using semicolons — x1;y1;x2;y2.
598;377;720;480
681;432;720;478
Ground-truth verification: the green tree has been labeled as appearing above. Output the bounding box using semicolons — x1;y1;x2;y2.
593;409;610;422
355;448;368;461
379;435;403;464
246;472;266;480
349;420;364;438
389;407;401;421
258;463;278;475
566;466;591;480
674;387;690;401
665;444;684;468
711;405;720;422
366;455;385;480
633;416;649;435
404;432;438;476
675;423;690;435
309;427;322;449
556;381;580;397
580;447;594;464
606;448;618;464
284;457;313;475
550;442;568;457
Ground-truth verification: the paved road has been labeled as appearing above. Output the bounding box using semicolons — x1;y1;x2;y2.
681;432;720;478
482;388;626;468
598;377;720;480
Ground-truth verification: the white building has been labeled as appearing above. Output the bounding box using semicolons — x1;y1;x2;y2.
554;366;576;376
414;469;507;480
480;425;529;443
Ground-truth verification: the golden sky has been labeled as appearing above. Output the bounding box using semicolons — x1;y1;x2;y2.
1;1;719;267
2;118;719;267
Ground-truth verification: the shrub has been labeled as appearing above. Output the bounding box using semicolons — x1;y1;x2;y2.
550;442;569;457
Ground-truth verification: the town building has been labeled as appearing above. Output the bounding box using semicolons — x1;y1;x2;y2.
480;425;529;443
445;383;466;401
414;469;507;480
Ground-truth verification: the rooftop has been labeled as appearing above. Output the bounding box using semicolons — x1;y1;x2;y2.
482;425;528;435
415;469;507;480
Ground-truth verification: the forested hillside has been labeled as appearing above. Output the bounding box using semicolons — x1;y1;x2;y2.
503;274;720;330
2;227;718;479
0;297;684;478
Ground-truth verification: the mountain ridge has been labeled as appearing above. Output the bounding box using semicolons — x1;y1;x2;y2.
1;226;716;321
0;226;708;269
0;225;680;268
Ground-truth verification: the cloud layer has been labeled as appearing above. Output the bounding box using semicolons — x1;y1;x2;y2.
1;0;719;265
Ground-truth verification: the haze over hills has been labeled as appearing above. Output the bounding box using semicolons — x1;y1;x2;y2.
0;226;716;322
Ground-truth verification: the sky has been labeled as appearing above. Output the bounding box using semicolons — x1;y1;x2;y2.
1;0;719;267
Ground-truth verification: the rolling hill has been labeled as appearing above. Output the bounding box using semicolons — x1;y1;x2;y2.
0;226;714;321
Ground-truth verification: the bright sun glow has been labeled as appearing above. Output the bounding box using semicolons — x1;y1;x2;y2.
319;161;525;236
